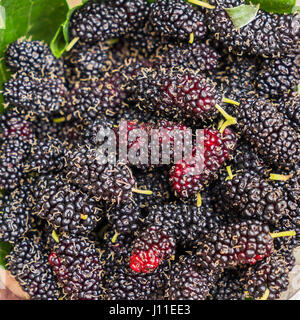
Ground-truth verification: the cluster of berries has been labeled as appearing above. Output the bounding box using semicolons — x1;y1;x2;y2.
0;0;299;300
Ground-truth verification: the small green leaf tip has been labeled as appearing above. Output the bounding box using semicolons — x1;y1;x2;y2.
0;241;12;270
50;3;84;58
292;5;300;13
246;0;296;14
52;230;60;243
225;4;260;30
0;6;6;29
50;24;67;58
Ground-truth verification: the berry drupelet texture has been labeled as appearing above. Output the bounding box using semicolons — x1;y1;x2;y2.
0;185;34;243
49;235;104;300
206;0;300;56
66;144;136;203
223;172;287;224
115;119;189;168
256;55;300;97
244;255;291;300
24;137;67;175
3;72;67;117
5;39;64;78
0;0;299;301
104;266;164;300
33;175;103;236
144;202;216;246
64;75;126;125
166;256;217;300
150;0;207;41
278;92;300;128
65;41;114;83
106;201;141;235
0;107;35;189
123;21;163;58
151;41;220;73
196;220;274;270
32;173;66;202
271;174;300;246
102;230;135;265
54;120;85;147
208;267;247;300
214;54;258;103
81;117;118;147
127;66;223;122
169;127;237;199
69;0;150;44
0;107;34;142
6;237;60;300
0;136;29;190
130;226;176;274
237;94;300;169
229;142;268;177
133;170;173;208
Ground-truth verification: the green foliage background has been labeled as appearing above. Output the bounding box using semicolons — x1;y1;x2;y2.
0;241;12;269
0;0;69;113
0;0;69;268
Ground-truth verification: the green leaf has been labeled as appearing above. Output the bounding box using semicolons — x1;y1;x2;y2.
50;23;67;58
246;0;296;14
0;0;68;113
0;6;6;29
0;241;12;269
225;4;260;30
292;5;300;13
50;4;83;58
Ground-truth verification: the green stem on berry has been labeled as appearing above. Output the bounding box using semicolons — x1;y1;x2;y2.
225;166;236;181
270;230;296;238
80;214;88;220
269;173;293;182
257;288;270;300
218;119;224;130
52;230;60;243
215;104;235;120
215;104;237;134
132;188;153;195
53;117;66;123
3;102;10;110
197;193;202;207
187;0;216;9
222;97;240;106
111;231;119;244
189;32;194;44
219;120;234;134
66;37;79;52
105;38;119;45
